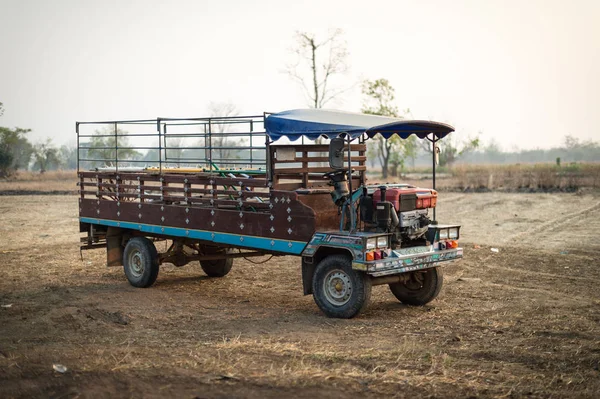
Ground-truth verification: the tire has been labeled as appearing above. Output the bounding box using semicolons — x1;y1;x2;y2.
312;255;372;319
389;267;443;306
123;237;159;288
200;248;233;277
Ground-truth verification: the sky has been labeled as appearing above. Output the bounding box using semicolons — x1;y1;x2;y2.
0;0;599;150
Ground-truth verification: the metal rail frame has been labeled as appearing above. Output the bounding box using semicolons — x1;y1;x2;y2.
76;115;268;175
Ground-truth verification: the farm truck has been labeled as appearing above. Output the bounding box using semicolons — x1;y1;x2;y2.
77;109;462;318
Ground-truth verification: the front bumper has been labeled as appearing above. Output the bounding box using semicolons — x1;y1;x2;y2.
353;247;463;277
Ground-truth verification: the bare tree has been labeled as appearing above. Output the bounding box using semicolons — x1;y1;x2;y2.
207;102;240;167
287;29;350;109
32;139;60;173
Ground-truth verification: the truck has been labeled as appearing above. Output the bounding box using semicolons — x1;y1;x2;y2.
77;109;463;318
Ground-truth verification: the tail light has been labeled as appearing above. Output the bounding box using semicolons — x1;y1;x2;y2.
439;240;459;250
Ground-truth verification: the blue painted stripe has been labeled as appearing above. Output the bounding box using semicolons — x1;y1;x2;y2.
80;217;307;255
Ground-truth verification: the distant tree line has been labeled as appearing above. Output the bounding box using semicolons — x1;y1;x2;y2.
0;101;78;177
457;136;600;165
389;135;599;171
0;101;257;177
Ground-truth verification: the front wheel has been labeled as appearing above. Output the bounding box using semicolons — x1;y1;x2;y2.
123;237;159;288
312;255;371;318
389;267;443;306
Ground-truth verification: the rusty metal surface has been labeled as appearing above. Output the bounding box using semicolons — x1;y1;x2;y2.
296;192;340;230
106;227;123;267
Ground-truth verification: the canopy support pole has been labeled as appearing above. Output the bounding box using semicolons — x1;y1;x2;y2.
429;134;437;223
346;135;357;233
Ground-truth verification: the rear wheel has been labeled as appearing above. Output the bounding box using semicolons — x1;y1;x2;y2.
123;237;159;288
312;255;371;318
389;267;443;306
200;247;233;277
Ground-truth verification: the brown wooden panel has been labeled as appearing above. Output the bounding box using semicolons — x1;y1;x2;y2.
80;188;318;245
270;144;366;153
274;177;361;191
80;171;268;188
274;182;304;191
273;166;366;174
274;156;367;163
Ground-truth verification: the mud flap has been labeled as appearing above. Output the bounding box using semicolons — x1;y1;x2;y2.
301;257;316;295
106;227;124;267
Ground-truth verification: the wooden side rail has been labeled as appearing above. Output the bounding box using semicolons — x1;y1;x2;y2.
78;171;271;209
269;144;366;190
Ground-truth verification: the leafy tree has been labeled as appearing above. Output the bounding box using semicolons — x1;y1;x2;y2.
287;29;350;109
59;144;78;169
141;148;160;166
388;150;405;178
87;127;141;167
446;137;479;167
0;102;32;177
361;78;400;117
0;102;34;176
403;136;419;170
0;137;12;177
0;127;33;177
32;139;60;173
391;121;418;175
422;133;480;167
365;141;378;168
361;78;411;178
164;137;184;164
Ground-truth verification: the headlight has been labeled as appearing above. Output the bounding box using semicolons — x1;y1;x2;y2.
377;236;388;248
366;238;377;250
438;228;448;240
448;227;459;239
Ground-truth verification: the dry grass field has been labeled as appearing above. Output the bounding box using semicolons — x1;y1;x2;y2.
1;177;599;398
445;163;600;192
368;163;600;193
0;171;77;194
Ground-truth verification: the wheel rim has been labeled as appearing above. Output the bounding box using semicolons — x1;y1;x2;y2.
405;271;426;291
128;250;144;277
323;269;352;306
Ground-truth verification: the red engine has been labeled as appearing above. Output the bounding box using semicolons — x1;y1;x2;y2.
364;185;437;248
372;186;437;212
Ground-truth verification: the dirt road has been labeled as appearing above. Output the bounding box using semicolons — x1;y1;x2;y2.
1;193;599;398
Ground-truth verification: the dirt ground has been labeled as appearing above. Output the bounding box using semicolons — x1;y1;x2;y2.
1;192;599;398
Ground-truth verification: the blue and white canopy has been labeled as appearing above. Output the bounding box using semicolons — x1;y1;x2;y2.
265;109;454;142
